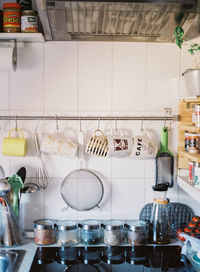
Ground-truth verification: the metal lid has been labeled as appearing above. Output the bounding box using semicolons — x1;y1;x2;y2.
126;220;147;231
79;219;101;230
102;220;124;231
33;219;56;230
57;220;77;231
152;182;169;192
21;10;37;15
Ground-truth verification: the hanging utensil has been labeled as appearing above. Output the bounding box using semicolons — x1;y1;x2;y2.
61;117;104;211
156;126;174;187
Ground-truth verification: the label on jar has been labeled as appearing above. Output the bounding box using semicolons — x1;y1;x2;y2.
3;12;20;28
21;15;38;32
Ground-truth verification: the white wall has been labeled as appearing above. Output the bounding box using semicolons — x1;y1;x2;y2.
0;41;199;229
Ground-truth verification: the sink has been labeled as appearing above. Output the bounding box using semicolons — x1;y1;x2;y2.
0;250;25;272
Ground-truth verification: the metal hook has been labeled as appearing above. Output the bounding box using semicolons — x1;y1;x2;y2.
35;116;42;132
79;116;82;132
15;116;17;131
115;116;118;133
164;115;167;128
98;116;101;130
55;115;59;131
140;116;144;131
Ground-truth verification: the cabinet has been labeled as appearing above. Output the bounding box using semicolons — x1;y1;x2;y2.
178;97;200;204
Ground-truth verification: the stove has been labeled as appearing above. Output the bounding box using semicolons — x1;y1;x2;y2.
30;245;196;272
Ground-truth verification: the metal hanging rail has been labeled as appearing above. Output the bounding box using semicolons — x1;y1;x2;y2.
0;115;175;121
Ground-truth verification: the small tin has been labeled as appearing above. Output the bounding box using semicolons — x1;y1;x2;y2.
185;132;189;152
189;161;195;184
194;162;200;186
189;133;199;153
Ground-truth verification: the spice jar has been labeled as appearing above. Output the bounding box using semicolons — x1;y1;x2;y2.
3;3;21;33
126;220;148;246
189;133;199;153
79;219;102;245
33;219;56;245
57;220;79;246
195;104;200;127
21;10;38;33
103;220;125;245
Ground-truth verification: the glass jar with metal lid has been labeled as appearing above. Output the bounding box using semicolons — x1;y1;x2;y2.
102;220;125;245
33;219;56;245
126;220;148;246
57;220;79;246
79;219;102;245
21;10;38;33
3;3;21;33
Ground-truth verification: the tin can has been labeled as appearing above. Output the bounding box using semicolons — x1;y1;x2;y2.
194;162;200;186
185;132;189;152
195;104;200;127
189;161;195;184
189;133;199;153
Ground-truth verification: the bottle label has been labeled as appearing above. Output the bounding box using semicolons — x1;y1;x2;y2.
21;16;38;32
3;12;20;28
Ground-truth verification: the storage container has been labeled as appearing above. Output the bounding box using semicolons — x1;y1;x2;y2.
3;3;21;33
102;219;125;245
126;220;148;246
79;219;102;245
33;219;56;245
57;220;78;246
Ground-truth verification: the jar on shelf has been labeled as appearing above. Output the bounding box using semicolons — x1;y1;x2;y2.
3;3;21;33
21;10;38;33
33;219;56;245
102;220;125;245
126;220;148;246
189;132;199;153
79;219;102;245
57;220;79;246
195;104;200;127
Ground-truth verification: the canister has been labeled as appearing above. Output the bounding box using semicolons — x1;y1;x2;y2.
79;219;102;245
189;161;195;184
185;132;189;152
126;220;148;246
195;104;200;127
57;220;79;246
33;219;56;245
194;162;200;187
102;220;125;245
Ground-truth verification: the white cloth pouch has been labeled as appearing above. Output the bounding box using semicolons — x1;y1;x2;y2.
40;132;78;158
130;128;157;159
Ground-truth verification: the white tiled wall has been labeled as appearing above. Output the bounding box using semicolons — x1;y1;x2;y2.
0;41;199;229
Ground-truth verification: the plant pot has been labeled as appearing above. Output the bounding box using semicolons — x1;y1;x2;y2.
182;69;200;96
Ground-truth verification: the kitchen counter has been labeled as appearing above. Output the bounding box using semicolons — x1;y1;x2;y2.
2;239;200;272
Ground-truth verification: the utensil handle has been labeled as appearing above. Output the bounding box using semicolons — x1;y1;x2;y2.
33;131;41;157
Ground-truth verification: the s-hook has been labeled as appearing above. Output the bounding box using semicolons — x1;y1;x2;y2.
15;116;17;131
115;116;118;133
55;114;59;131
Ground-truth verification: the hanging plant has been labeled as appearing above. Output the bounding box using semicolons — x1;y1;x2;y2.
174;26;200;69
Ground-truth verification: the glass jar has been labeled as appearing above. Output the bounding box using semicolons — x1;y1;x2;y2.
103;220;125;245
79;219;102;245
57;220;79;246
21;10;38;33
126;220;148;246
33;219;56;245
3;3;21;33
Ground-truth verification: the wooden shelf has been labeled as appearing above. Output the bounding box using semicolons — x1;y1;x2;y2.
180;149;200;163
181;125;200;132
0;33;45;43
177;176;200;204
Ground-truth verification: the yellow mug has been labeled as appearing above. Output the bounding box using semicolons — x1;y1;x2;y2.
2;129;27;157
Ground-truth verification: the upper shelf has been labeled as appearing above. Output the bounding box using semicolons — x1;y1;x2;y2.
180;149;200;163
0;33;45;43
181;125;200;132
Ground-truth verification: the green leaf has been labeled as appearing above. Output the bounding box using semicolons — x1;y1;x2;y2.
174;27;184;49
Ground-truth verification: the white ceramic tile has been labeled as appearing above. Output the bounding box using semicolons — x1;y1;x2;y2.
112;43;146;112
78;43;112;112
0;72;9;110
111;178;145;220
112;158;145;178
146;44;179;112
44;42;78;111
10;43;43;111
44;178;79;220
144;160;156;179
